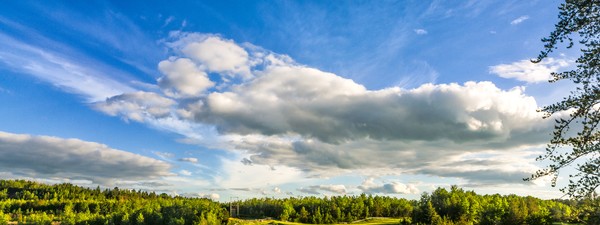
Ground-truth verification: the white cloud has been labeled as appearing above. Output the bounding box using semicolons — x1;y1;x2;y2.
179;170;192;176
490;57;570;83
183;192;220;200
163;16;175;27
95;91;176;122
201;67;551;183
197;78;544;145
179;157;199;163
154;151;175;159
297;187;320;195
0;33;135;102
510;15;529;25
206;193;220;200
158;58;214;98
297;185;347;195
0;131;172;185
414;29;428;35
273;187;282;194
95;32;555;187
358;178;419;194
181;36;251;78
419;149;551;186
319;184;347;194
214;156;307;189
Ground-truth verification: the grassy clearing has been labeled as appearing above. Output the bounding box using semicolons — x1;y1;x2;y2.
227;217;403;225
349;218;403;225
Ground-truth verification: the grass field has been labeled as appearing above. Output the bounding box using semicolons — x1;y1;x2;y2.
227;217;403;225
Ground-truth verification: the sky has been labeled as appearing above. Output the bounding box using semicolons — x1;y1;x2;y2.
0;0;579;201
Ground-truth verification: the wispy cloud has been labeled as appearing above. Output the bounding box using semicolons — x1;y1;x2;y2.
179;157;199;163
179;170;192;176
0;36;135;101
414;29;428;35
162;15;175;27
510;15;529;25
298;184;347;195
490;57;570;83
36;8;163;75
0;17;137;102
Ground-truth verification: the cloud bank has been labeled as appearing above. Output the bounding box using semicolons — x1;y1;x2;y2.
95;33;553;186
0;131;172;185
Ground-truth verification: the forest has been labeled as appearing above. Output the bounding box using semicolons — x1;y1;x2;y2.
0;180;598;225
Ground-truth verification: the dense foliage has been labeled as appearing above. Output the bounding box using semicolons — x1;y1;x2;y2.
235;186;591;225
0;180;228;225
0;180;598;224
527;0;600;198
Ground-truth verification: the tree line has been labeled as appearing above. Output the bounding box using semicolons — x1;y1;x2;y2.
0;180;599;224
0;180;228;225
235;185;599;225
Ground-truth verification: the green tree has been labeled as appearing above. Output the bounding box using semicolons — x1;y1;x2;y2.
312;207;322;224
135;212;145;225
27;212;52;225
577;197;600;224
527;0;600;198
280;202;295;221
526;208;553;225
298;206;309;223
0;210;8;225
0;189;7;200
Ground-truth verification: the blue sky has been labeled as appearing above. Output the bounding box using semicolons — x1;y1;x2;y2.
0;0;577;200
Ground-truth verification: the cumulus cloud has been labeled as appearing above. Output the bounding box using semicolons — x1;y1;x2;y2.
96;33;554;186
95;91;176;122
490;58;570;83
0;131;172;185
179;170;192;176
196;78;544;145
183;192;220;200
178;157;199;163
319;184;347;194
158;58;214;98
510;15;529;25
414;29;428;35
216;157;306;189
181;36;251;78
358;178;419;194
240;158;252;165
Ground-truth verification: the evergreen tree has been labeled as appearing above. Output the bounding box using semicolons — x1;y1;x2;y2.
527;0;600;198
